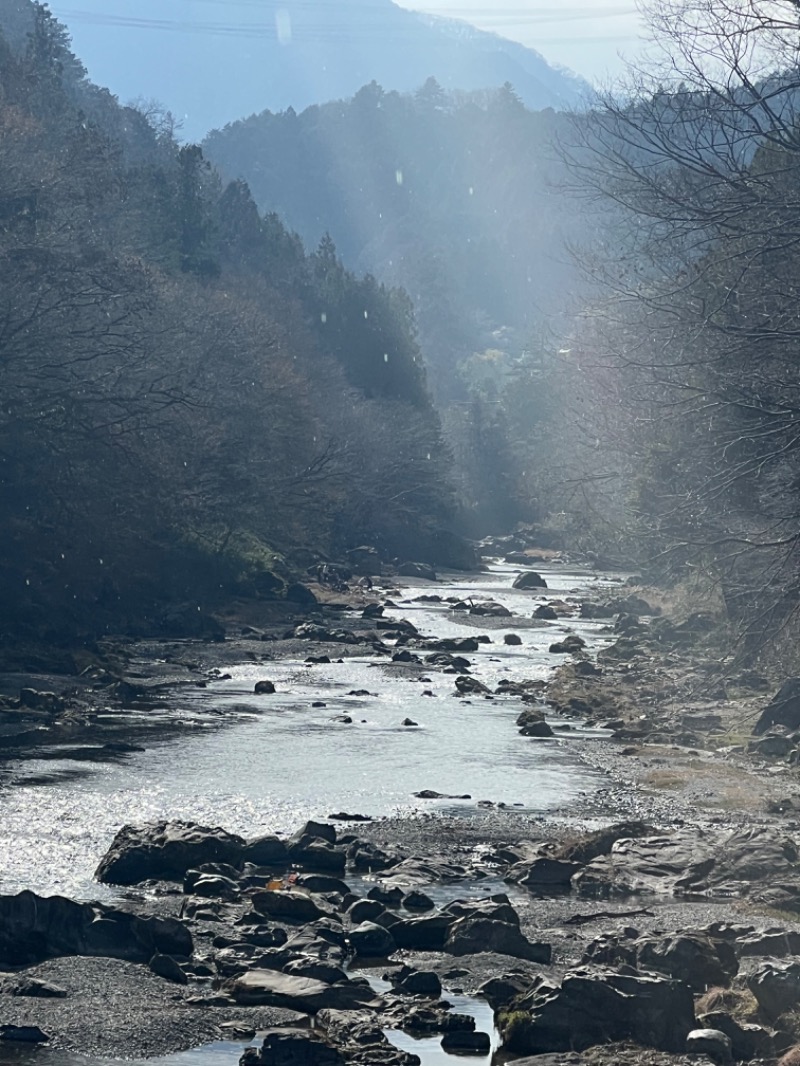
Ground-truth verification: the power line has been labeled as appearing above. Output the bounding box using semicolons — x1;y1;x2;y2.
57;6;641;42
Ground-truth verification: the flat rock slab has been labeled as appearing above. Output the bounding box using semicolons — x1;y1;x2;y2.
573;826;800;900
229;971;384;1013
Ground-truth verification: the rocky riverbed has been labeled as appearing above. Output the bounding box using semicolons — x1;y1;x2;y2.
3;543;800;1066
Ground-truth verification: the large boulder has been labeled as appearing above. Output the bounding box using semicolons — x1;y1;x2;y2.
0;891;192;967
95;821;246;885
227;970;383;1012
746;960;800;1020
349;922;396;958
513;572;548;591
445;917;551;963
503;966;695;1054
251;890;330;924
584;931;738;991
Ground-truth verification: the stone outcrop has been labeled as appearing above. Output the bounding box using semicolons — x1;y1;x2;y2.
0;891;191;967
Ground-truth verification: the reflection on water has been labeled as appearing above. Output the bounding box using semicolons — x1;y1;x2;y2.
385;993;500;1066
0;564;618;900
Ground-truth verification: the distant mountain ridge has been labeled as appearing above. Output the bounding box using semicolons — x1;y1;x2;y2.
8;0;589;140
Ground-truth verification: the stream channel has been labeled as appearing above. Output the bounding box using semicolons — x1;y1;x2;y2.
0;560;625;1066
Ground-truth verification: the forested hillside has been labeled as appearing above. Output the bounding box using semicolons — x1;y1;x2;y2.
204;82;582;403
0;3;455;644
39;0;588;141
204;83;595;531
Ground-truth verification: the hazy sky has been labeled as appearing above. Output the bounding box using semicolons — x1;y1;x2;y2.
50;0;646;87
396;0;644;81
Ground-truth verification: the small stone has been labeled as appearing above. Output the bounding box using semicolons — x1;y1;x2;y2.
255;680;276;694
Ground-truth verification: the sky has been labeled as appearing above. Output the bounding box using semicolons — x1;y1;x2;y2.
49;0;646;87
396;0;644;81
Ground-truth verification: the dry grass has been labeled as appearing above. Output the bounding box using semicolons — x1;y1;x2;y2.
695;986;759;1022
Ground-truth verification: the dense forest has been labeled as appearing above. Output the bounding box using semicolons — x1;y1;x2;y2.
0;2;459;644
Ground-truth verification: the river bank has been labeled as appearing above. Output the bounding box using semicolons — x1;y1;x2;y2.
2;549;800;1066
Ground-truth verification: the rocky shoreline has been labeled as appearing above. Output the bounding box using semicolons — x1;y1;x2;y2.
3;543;800;1065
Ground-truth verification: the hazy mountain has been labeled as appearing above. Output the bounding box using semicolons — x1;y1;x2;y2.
23;0;589;140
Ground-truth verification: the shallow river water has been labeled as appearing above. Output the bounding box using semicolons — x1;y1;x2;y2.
0;561;623;1066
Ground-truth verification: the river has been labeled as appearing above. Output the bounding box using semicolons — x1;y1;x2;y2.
0;560;623;1066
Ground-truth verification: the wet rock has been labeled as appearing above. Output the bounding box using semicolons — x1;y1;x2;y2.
403;1007;475;1034
394;968;442;997
287;583;319;606
412;790;471;801
580;601;615;619
403;891;434;911
402;718;418;727
445;917;550;963
316;1011;420;1066
469;601;511;617
0;891;192;967
747;960;800;1019
2;978;66;998
425;653;472;670
238;925;288;949
185;872;240;900
502;966;695;1054
519;720;554;738
244;835;289;866
381;915;453;951
698;1012;775;1060
284;958;349;985
556;822;650;865
440;1031;491;1054
513;572;548;590
255;680;277;694
479;973;531;1010
504;634;523;645
686;1028;732;1064
455;676;491;695
516;707;545;727
507;858;581;888
228;970;382;1012
349;900;387;925
252;890;329;923
548;635;586;655
95;820;246;885
18;688;65;713
736;929;800;957
584;931;737;991
289;835;346;875
296;874;349;895
398;562;437;581
0;1025;49;1043
329;812;372;823
534;605;558;620
350;922;396;958
367;886;404;907
349;841;397;872
149;952;188;984
426;638;480;653
246;1029;346;1066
